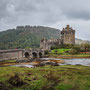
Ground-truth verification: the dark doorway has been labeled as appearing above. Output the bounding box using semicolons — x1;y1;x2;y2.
39;52;42;58
32;52;37;58
25;52;30;58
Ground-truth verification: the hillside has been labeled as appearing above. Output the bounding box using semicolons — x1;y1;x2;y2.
75;38;90;44
0;26;60;49
0;25;90;50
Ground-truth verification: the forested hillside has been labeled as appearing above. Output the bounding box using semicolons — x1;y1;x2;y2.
0;26;60;50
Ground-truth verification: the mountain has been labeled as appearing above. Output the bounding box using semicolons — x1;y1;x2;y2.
0;26;60;50
75;38;90;44
0;25;90;50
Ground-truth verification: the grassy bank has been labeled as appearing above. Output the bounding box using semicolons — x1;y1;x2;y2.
49;48;90;58
0;60;17;67
0;60;17;63
48;54;90;59
51;49;70;54
0;65;90;90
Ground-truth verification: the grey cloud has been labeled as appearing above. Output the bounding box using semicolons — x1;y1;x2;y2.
65;11;90;20
0;0;9;19
0;0;90;20
0;0;90;40
61;0;90;20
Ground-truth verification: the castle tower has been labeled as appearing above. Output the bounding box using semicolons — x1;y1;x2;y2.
40;38;47;49
61;25;75;44
40;38;51;50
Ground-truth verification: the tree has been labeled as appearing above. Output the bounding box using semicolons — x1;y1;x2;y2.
69;49;79;55
81;43;90;52
72;45;81;52
45;50;49;55
25;46;30;49
54;49;58;54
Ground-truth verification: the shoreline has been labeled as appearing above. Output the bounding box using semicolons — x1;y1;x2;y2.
0;55;90;67
48;55;90;59
0;62;31;67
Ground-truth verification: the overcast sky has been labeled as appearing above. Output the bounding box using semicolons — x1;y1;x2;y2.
0;0;90;40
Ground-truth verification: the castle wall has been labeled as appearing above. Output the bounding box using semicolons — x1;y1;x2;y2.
40;38;61;50
62;32;75;44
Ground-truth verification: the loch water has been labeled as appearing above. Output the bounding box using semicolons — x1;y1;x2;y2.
13;58;90;68
40;58;90;66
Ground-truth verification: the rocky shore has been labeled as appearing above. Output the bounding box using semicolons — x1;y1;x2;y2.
0;59;65;67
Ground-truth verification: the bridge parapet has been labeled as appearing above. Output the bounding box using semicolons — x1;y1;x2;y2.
0;49;45;61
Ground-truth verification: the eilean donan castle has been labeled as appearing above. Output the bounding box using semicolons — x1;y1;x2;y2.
40;25;75;50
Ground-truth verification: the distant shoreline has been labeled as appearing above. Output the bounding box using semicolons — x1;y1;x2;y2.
48;54;90;59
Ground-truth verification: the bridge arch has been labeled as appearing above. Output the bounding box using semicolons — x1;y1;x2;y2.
24;52;30;58
39;52;42;58
32;52;38;58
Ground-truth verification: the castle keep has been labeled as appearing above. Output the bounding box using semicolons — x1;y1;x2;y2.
40;25;75;50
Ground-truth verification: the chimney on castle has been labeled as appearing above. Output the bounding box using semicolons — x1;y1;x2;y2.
66;25;69;31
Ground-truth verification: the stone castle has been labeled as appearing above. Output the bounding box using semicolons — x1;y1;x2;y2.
40;25;75;50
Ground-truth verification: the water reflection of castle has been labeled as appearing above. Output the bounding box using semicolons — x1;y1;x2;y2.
40;25;75;50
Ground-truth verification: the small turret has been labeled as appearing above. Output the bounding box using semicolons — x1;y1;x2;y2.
66;25;70;31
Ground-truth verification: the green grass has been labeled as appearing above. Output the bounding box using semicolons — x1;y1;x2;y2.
0;60;17;63
0;65;90;90
48;54;90;59
50;48;90;58
51;49;70;54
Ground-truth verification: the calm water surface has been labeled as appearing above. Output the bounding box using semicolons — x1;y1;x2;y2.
41;58;90;66
14;58;90;67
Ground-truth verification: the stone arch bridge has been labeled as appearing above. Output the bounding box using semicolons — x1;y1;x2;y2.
0;49;45;61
